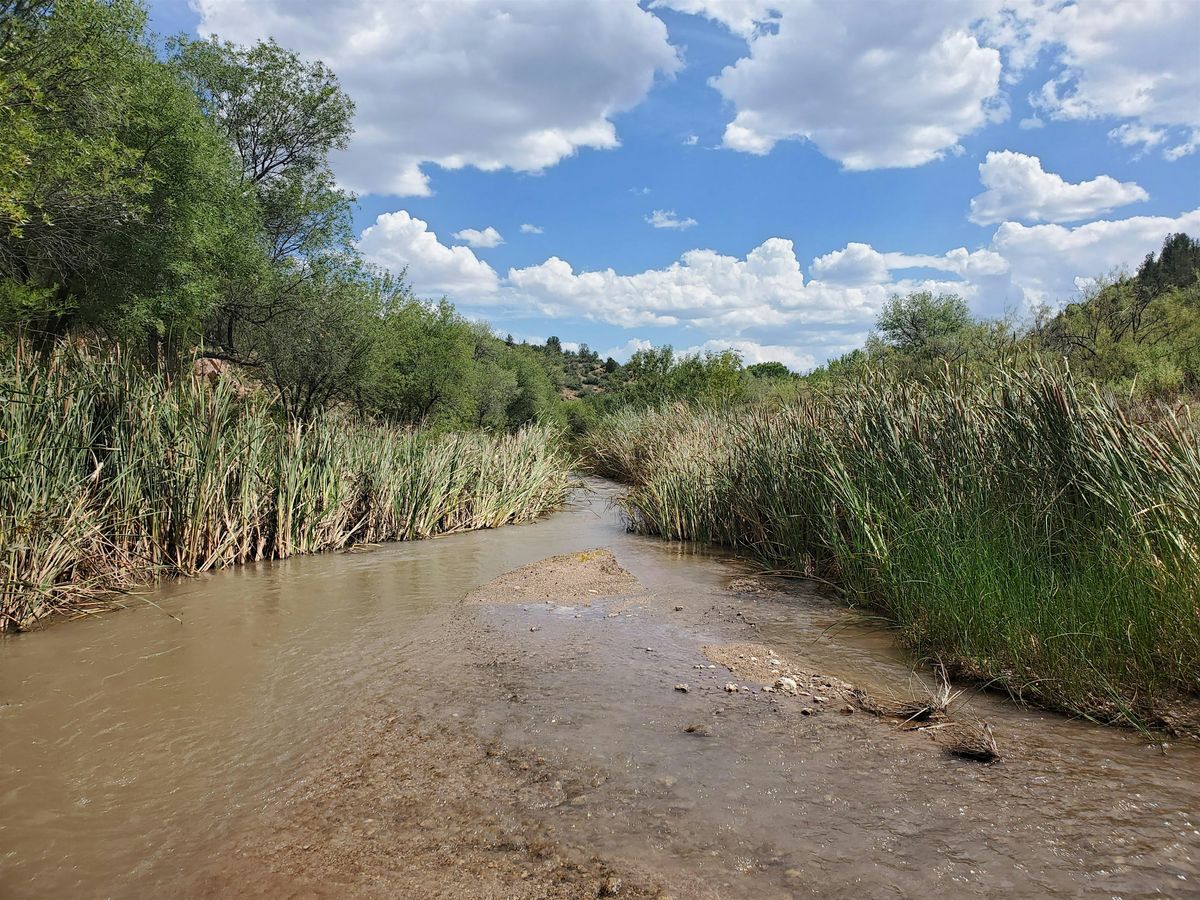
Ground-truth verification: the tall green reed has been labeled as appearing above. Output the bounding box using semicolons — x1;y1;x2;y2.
0;342;573;630
581;367;1200;726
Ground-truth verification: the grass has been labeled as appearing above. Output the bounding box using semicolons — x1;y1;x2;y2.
579;367;1200;729
1;341;574;630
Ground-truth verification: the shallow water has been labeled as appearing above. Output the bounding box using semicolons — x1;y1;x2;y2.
1;480;1197;897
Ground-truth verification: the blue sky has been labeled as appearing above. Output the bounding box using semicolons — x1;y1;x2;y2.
149;1;1200;369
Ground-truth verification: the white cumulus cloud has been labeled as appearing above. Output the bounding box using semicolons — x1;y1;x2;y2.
657;0;1006;170
358;211;499;298
452;226;505;248
991;207;1200;306
1029;0;1200;160
604;338;654;361
685;339;816;372
193;0;681;195
519;223;545;235
359;204;1200;365
968;151;1148;225
646;209;698;230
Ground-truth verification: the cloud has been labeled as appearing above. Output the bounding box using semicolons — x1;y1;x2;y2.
683;133;700;146
657;0;1005;170
811;242;1008;285
991;207;1200;306
646;209;698;230
659;2;1200;167
1028;0;1200;160
968;151;1148;225
358;211;499;297
505;237;916;334
519;223;545;234
1108;123;1168;153
685;339;816;372
360;204;1200;365
193;0;681;195
1018;116;1044;130
604;338;654;361
452;226;505;248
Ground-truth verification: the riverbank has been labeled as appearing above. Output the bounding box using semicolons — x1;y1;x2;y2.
0;343;573;631
578;368;1200;732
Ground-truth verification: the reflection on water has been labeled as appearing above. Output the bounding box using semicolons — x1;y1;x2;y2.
1;480;1197;898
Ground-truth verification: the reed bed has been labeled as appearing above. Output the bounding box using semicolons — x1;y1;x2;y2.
1;343;573;630
580;368;1200;727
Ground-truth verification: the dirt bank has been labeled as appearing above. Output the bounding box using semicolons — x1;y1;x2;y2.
465;548;645;606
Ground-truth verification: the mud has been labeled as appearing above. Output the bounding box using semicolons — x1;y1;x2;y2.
466;548;645;606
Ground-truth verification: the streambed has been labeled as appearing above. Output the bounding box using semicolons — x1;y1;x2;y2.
1;480;1196;897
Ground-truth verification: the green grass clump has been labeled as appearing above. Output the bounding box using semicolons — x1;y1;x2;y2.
581;367;1200;727
1;342;573;629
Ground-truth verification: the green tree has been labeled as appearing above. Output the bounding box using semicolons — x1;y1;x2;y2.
0;0;260;346
251;260;380;421
875;291;974;361
746;361;793;379
173;35;355;357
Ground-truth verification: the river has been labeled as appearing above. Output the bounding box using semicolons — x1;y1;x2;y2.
1;480;1197;897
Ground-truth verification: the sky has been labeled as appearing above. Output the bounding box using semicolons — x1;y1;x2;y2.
147;0;1200;370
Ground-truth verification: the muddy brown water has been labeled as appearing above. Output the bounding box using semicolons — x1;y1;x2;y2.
1;479;1198;897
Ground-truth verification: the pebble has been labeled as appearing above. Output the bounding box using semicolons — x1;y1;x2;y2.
775;676;799;695
674;605;684;611
529;626;540;632
724;682;739;693
800;707;814;716
674;684;690;693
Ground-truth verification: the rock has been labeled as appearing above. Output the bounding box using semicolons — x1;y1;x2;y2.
674;684;690;693
800;707;814;716
529;626;540;632
724;682;739;693
599;874;623;896
775;676;799;695
841;705;855;715
674;605;684;611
